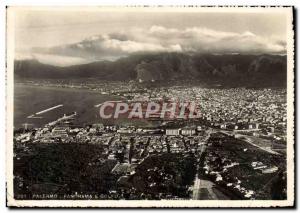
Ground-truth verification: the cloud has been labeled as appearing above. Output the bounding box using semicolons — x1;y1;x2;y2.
26;25;286;65
15;52;91;67
145;26;286;54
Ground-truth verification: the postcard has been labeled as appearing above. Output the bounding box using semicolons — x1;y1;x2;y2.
6;6;294;208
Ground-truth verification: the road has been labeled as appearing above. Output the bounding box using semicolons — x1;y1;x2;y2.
191;128;230;200
192;129;216;200
192;169;220;200
192;172;201;199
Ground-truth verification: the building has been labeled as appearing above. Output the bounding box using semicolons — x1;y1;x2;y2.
51;127;69;138
181;128;196;136
166;129;180;136
220;124;227;129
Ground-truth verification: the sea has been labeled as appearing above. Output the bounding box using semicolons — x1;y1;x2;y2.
13;84;120;129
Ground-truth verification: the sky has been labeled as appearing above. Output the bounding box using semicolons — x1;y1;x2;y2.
12;8;289;66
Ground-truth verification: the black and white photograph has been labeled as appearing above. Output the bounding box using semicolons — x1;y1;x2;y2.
5;6;294;208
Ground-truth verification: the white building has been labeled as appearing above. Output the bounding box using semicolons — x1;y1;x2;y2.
166;129;180;136
181;128;196;136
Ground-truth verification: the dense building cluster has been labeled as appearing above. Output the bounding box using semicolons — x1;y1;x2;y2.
13;81;287;200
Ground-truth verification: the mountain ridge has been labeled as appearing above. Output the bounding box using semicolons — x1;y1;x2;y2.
14;52;287;87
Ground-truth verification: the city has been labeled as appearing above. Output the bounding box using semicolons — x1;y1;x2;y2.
13;81;287;200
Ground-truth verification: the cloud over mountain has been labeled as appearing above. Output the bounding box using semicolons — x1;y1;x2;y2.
23;25;286;66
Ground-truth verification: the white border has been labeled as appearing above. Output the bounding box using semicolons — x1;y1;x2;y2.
5;6;295;208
